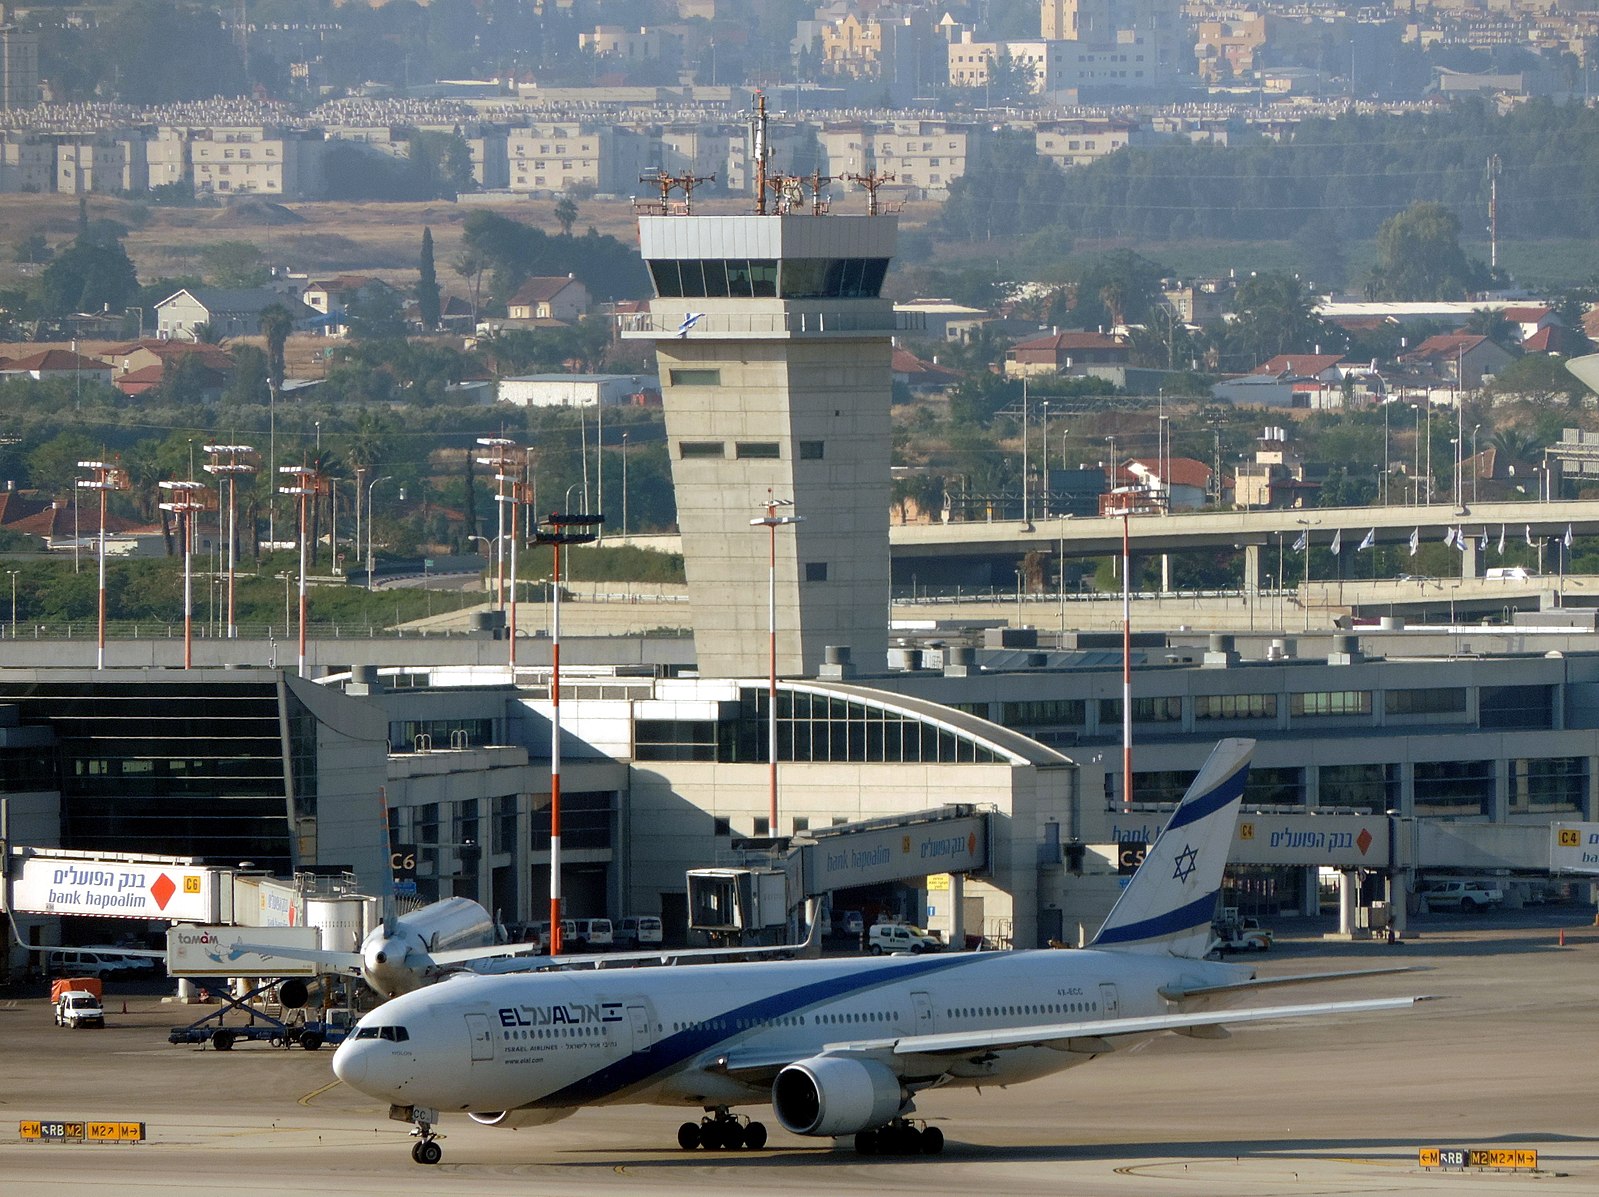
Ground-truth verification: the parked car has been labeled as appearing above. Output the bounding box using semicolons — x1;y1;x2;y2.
571;918;613;951
45;950;144;979
1422;880;1504;912
832;910;864;937
867;923;943;954
616;916;663;948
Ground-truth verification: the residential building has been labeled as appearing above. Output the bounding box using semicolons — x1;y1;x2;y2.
302;275;396;336
496;373;657;408
0;349;112;387
1398;333;1515;393
154;288;318;343
0;25;37;111
506;275;591;322
1004;329;1131;378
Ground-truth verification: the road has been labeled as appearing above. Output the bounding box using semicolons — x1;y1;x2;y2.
2;914;1595;1195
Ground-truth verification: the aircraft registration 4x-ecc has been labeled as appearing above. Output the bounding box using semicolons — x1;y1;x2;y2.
331;738;1426;1166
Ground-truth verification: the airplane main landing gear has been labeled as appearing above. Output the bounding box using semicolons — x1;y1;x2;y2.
408;1111;444;1165
678;1108;769;1151
854;1118;944;1156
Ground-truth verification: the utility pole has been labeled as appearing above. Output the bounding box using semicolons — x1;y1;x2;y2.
1487;154;1501;272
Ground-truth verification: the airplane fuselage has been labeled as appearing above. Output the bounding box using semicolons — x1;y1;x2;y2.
334;948;1251;1115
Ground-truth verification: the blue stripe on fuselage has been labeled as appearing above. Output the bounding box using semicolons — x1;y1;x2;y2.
1162;764;1247;834
531;952;996;1107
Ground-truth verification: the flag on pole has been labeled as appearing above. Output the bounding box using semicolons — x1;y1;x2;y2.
1454;527;1469;553
676;312;704;337
1443;527;1457;549
1525;524;1535;547
1409;527;1420;556
1292;529;1308;552
1496;524;1506;555
1565;524;1574;550
1330;528;1342;556
1357;528;1375;552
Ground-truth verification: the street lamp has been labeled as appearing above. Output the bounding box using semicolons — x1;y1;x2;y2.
534;506;603;957
158;480;209;669
1472;423;1481;504
76;460;129;670
6;569;17;637
1295;517;1316;632
621;431;629;538
202;443;257;639
365;475;394;591
751;496;802;837
491;448;531;671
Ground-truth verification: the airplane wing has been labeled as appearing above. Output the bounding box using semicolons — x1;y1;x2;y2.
429;943;542;968
229;943;365;976
519;908;824;972
711;995;1428;1084
1160;966;1422;1005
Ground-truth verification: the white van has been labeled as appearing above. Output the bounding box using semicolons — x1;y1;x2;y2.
617;916;663;948
572;918;613;950
867;923;943;954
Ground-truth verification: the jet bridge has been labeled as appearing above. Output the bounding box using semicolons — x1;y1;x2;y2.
687;805;990;944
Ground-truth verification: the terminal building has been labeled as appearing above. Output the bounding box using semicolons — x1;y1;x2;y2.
4;199;1597;970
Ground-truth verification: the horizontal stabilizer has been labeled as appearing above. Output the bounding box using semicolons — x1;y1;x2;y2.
231;943;364;976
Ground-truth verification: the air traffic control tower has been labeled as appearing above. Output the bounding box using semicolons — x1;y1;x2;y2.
625;179;898;678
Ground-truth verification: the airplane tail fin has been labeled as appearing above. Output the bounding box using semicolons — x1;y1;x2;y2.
1089;738;1253;959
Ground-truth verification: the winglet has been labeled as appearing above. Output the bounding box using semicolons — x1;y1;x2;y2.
1090;738;1253;958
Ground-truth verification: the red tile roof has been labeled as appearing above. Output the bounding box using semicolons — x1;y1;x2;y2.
1251;353;1345;377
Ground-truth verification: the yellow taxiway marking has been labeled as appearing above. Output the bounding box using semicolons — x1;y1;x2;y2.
298;1078;344;1107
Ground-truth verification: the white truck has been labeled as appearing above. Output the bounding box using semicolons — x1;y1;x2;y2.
54;990;105;1029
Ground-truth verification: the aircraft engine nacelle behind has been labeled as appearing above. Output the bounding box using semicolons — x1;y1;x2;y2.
771;1056;905;1137
467;1108;577;1130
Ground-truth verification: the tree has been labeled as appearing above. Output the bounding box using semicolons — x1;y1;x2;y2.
346;287;409;341
36;237;139;318
259;303;296;392
1368;202;1488;301
454;248;487;324
1463;306;1517;351
416;228;441;332
1222;272;1329;370
200;241;269;288
554;194;579;237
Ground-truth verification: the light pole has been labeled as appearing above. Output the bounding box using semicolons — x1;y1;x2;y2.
493;450;531;672
751;496;802;836
279;463;320;678
1411;405;1422;505
158;480;209;669
202;443;257;639
1040;400;1049;517
534;507;603;956
620;431;629;538
1450;437;1460;510
365;475;393;591
1382;398;1390;505
1296;517;1315;632
1105;484;1140;812
6;569;17;637
1472;423;1481;504
76;459;128;670
476;437;517;611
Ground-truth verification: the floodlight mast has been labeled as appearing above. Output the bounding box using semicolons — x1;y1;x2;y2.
158;480;210;668
278;463;321;679
203;444;257;639
76;460;129;670
533;510;603;956
750;496;802;835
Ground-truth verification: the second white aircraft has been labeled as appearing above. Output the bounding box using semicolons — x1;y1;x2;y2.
333;738;1424;1165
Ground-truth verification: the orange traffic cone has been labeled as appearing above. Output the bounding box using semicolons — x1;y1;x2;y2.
1559;929;1566;947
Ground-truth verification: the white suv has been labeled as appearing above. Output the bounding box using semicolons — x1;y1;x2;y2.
1423;880;1503;912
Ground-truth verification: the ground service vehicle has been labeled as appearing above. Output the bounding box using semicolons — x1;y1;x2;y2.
617;916;664;948
572;918;613;950
1422;880;1504;912
1211;910;1273;952
867;923;943;954
55;990;105;1028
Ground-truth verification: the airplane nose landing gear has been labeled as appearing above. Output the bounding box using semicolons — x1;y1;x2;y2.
395;1105;444;1165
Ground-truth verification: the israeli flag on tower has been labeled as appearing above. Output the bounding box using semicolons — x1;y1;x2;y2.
1329;528;1342;556
1357;528;1375;552
1525;524;1535;547
1497;524;1506;555
1443;527;1458;549
1292;529;1308;552
1565;524;1575;550
1409;527;1420;556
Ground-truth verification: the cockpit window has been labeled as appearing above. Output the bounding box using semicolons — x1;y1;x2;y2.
354;1025;410;1042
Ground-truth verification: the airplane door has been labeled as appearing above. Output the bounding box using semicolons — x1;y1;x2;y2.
465;1012;495;1062
910;991;935;1034
1098;983;1119;1019
627;1003;652;1053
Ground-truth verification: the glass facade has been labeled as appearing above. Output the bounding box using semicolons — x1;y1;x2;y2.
1291;690;1372;717
1510;757;1584;813
1319;763;1397;812
633;689;1007;766
530;790;613;850
647;257;889;299
1195;693;1277;720
388;717;496;753
1481;685;1553;730
1385;688;1467;716
1413;759;1493;817
0;679;296;870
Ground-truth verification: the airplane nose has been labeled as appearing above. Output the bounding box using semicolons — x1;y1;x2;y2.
332;1040;367;1089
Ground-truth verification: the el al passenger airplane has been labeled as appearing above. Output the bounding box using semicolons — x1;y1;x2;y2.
332;739;1424;1165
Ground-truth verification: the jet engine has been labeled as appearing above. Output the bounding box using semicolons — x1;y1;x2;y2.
771;1056;904;1137
467;1108;577;1130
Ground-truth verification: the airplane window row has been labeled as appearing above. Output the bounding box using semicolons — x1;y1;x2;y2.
503;1026;603;1041
947;1003;1095;1019
816;1010;899;1025
351;1025;410;1041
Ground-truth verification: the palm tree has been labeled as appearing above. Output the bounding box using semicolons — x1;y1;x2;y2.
258;302;296;392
